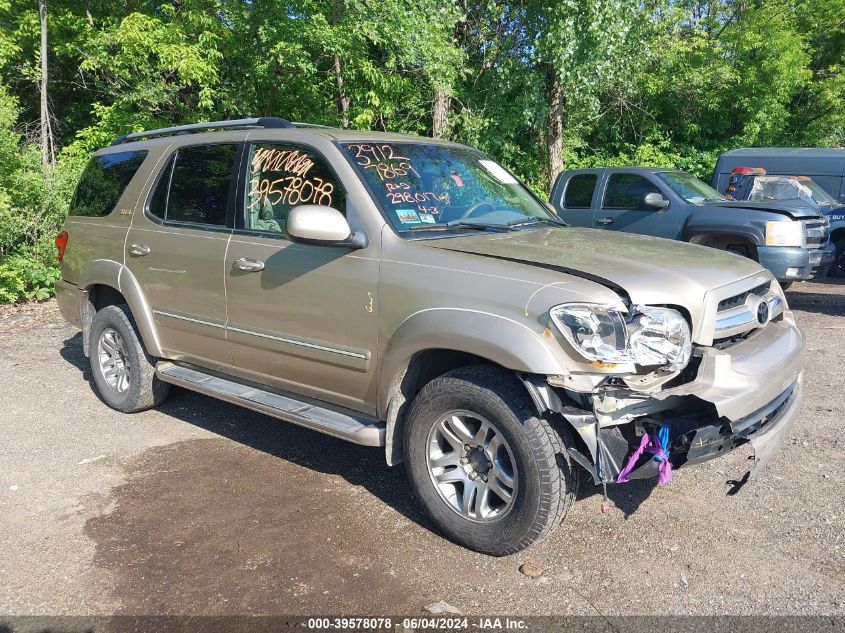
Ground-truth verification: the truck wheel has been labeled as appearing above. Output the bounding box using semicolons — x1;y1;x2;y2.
832;240;845;278
403;366;578;556
88;304;170;413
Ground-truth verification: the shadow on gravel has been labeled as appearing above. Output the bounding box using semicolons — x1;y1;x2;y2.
82;434;429;614
786;279;845;317
58;329;435;612
59;332;89;378
575;476;657;518
58;330;438;532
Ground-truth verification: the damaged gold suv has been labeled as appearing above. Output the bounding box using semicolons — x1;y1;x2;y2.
55;118;805;555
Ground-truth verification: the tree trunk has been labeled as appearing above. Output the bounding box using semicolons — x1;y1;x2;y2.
38;0;55;166
547;72;564;191
333;54;350;129
431;89;451;139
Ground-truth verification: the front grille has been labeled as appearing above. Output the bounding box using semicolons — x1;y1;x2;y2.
803;218;830;247
717;282;770;312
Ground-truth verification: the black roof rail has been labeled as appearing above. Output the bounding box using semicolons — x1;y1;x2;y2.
111;117;294;146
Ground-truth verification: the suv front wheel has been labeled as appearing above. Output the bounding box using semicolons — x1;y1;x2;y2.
403;366;578;556
88;304;170;413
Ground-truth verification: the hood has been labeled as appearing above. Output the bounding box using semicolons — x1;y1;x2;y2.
712;199;820;219
425;227;766;310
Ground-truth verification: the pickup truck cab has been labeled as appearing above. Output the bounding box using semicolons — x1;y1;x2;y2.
551;167;835;284
56;121;805;555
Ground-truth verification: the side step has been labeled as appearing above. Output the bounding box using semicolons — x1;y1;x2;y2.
155;362;385;447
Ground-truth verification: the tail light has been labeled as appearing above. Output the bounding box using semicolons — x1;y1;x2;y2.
731;166;766;175
55;230;69;262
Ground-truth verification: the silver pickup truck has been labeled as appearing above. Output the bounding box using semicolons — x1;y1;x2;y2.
55;119;805;555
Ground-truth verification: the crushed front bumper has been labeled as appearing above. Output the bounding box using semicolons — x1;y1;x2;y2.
528;313;806;485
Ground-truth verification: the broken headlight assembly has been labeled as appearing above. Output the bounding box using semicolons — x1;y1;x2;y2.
549;303;692;371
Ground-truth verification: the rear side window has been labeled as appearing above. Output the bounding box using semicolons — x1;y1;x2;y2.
563;174;597;208
69;150;147;217
149;144;237;226
603;173;661;210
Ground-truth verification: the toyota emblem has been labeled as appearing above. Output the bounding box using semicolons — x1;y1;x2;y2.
756;300;770;325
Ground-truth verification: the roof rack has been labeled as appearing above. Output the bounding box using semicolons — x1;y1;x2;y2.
111;117;294;146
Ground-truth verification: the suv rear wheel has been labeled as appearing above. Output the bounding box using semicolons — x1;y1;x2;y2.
403;366;578;556
89;304;170;413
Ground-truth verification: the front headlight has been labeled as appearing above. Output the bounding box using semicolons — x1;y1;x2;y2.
765;221;803;247
549;304;692;371
628;307;692;371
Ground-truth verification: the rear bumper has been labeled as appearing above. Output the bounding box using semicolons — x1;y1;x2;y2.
758;244;835;281
55;279;81;328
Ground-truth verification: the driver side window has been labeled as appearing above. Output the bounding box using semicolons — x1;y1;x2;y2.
243;143;345;236
603;174;661;210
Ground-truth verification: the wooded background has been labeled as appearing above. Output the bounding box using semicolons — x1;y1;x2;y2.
0;0;843;302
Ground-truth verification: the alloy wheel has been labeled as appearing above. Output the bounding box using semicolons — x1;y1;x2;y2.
425;411;518;522
97;327;130;394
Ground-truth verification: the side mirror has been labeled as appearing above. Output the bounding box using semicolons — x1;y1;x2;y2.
287;205;367;248
644;192;670;210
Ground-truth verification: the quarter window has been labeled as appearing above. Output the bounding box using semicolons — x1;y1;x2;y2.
563;174;597;208
149;144;237;226
603;174;661;210
70;150;148;217
244;143;345;236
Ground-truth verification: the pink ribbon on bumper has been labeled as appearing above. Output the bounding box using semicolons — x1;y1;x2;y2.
616;430;673;484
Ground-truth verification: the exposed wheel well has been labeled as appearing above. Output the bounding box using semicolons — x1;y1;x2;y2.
82;284;128;357
831;228;845;245
689;234;758;260
383;349;498;466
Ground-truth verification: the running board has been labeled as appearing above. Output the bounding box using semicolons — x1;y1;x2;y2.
155;362;384;447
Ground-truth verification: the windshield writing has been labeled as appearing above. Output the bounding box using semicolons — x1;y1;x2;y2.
341;142;554;232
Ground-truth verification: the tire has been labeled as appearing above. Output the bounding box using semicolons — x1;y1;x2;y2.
780;282;793;291
831;240;845;278
88;304;170;413
403;366;579;556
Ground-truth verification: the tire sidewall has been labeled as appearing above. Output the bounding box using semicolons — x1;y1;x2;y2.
404;376;546;554
89;306;144;412
832;240;845;278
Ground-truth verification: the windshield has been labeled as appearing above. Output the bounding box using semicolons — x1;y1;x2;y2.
800;179;837;206
657;171;725;203
340;142;558;233
748;175;837;206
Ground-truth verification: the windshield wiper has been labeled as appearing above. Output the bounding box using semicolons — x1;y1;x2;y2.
404;221;502;232
405;217;565;233
445;220;511;232
507;216;568;228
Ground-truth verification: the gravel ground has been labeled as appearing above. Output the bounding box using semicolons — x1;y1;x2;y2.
0;280;843;618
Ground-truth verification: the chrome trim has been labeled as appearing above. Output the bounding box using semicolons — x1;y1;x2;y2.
714;290;785;338
226;325;368;360
715;311;755;333
153;309;225;329
155;361;384;447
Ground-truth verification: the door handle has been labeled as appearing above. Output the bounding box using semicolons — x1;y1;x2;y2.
233;257;265;272
128;243;151;256
596;217;615;225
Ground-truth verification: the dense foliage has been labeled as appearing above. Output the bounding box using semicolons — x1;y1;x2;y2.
0;0;842;302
